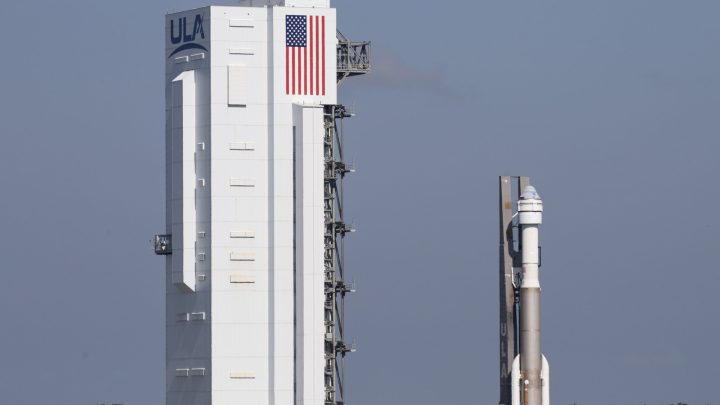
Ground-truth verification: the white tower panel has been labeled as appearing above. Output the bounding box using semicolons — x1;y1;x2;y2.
294;104;326;405
170;70;198;292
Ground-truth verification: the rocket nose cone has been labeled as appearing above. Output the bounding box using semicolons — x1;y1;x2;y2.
520;185;541;200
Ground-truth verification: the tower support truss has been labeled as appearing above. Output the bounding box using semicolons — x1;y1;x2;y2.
336;31;371;84
324;105;356;405
499;176;530;405
321;30;370;405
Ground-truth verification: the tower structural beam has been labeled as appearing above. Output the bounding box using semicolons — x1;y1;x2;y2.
499;176;528;405
324;28;369;404
324;104;356;405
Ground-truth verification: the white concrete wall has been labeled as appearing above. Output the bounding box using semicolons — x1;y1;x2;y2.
210;6;275;405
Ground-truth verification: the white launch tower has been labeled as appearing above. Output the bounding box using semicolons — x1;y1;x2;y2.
154;1;370;404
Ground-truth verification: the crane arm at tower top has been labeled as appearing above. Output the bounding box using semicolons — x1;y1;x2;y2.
337;30;371;84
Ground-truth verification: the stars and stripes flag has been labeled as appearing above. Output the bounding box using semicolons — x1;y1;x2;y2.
286;14;325;96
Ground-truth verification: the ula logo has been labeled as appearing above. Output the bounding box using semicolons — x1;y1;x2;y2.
169;14;208;58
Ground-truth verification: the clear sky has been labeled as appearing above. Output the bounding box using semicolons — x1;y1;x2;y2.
0;1;718;404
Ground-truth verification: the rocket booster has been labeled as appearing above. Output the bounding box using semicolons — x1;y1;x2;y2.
512;186;549;405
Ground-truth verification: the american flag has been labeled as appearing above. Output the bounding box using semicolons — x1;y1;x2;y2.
286;14;325;96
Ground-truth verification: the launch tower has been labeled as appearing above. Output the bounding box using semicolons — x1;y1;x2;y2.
154;1;370;404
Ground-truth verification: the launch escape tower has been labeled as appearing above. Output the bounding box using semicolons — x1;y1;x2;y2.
154;1;369;404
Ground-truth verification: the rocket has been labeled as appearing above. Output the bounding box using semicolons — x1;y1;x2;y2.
511;186;550;405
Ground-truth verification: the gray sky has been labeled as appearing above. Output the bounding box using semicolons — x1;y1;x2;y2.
1;1;718;404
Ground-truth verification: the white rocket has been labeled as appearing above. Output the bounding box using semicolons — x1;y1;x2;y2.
511;186;550;405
